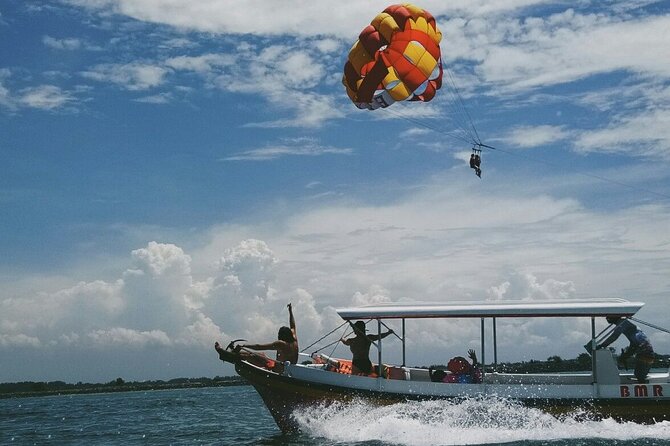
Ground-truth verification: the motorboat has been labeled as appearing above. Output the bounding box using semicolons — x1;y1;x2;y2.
215;298;669;433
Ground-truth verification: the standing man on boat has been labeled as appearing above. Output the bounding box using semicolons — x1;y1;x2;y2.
341;321;394;375
598;316;655;383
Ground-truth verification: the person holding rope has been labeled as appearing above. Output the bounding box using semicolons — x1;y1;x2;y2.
341;321;394;375
597;316;654;383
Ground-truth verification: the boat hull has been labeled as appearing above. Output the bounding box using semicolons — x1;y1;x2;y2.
234;360;670;433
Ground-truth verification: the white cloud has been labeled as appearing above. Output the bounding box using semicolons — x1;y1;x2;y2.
17;85;75;110
216;238;277;301
0;333;41;348
351;285;392;307
160;37;198;49
134;92;172;103
87;327;172;347
0;71;13;110
575;108;670;158
0;279;124;344
313;38;341;54
458;11;670;91
215;44;343;127
223;137;352;161
486;272;576;300
165;53;234;73
399;128;433;139
500;125;572;149
2;178;670;366
131;241;191;276
43;35;83;50
164;44;345;127
0;72;77;112
82;63;168;90
63;1;553;38
176;313;223;347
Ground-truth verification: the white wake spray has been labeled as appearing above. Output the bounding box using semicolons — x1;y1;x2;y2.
292;397;670;445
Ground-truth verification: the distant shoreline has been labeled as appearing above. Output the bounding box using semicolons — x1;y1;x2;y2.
0;377;248;399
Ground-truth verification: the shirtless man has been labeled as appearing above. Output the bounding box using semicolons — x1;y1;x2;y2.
216;304;298;371
341;321;394;375
241;303;299;365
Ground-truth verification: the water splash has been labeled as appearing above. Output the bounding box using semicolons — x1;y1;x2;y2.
292;397;670;445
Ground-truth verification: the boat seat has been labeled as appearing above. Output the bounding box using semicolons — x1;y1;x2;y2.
383;365;409;380
408;368;432;382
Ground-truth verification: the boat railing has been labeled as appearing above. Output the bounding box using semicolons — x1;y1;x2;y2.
484;371;593;385
305;350;670;385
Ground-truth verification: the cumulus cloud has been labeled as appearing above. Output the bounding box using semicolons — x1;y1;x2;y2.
0;279;124;347
351;285;392;307
0;238;324;356
486;272;576;301
131;241;191;276
2;176;670;369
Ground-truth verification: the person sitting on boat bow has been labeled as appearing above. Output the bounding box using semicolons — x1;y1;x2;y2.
216;303;298;372
341;321;394;376
597;316;654;383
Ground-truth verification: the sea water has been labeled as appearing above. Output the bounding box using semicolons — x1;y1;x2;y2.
1;386;670;445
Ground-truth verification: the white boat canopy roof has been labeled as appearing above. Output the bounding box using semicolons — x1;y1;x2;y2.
336;298;644;320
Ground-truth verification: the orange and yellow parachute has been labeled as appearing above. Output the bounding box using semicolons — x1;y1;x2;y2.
343;3;443;110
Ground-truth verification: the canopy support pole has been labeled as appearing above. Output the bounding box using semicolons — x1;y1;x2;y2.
492;317;498;372
480;318;486;379
402;318;406;367
591;317;597;384
378;319;383;378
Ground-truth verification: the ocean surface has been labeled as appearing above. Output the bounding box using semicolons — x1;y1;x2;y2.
2;385;670;445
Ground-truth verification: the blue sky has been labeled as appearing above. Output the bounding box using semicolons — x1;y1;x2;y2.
1;1;669;382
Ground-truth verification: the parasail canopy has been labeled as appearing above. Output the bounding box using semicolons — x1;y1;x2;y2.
343;3;443;110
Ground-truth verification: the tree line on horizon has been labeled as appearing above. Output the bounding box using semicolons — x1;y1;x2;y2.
0;375;246;398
